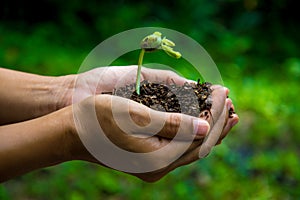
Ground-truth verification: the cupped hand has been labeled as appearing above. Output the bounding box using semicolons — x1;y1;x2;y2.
70;79;238;182
133;85;239;181
71;65;187;104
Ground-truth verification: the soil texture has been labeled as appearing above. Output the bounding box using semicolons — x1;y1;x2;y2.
113;79;217;117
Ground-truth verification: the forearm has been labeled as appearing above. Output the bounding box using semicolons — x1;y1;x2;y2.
0;68;75;125
0;106;76;182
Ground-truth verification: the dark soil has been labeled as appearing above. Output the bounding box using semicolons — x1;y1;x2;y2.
113;79;221;117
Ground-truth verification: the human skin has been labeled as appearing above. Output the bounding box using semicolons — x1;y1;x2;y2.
0;66;239;182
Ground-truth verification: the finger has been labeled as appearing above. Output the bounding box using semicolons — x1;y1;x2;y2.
141;67;187;85
161;139;204;173
151;110;210;141
106;95;209;142
198;97;228;158
216;113;239;145
118;117;207;160
125;96;211;141
131;137;205;182
209;85;228;125
144;135;204;164
132;137;204;182
216;98;239;144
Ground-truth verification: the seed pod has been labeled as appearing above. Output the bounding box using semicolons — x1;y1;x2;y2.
140;32;162;51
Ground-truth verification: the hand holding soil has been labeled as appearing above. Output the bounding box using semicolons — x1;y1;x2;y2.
72;65;238;143
70;65;239;181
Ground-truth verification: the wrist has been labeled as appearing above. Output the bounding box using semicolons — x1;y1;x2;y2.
61;104;94;162
49;74;77;111
52;75;98;162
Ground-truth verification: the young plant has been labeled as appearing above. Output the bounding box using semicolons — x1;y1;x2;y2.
135;31;182;95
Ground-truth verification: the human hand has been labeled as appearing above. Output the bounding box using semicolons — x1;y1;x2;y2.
71;65;238;146
68;82;238;182
0;66;237;183
133;85;238;181
70;65;187;104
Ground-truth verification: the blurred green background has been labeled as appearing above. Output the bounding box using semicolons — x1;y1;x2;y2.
1;0;299;199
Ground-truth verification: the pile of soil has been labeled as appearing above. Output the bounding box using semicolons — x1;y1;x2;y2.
113;79;221;118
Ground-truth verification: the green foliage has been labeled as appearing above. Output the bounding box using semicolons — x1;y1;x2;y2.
0;0;299;199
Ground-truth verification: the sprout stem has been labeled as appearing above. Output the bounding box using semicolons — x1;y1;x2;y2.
136;49;145;95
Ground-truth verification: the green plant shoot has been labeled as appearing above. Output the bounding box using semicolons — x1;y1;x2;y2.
135;31;182;95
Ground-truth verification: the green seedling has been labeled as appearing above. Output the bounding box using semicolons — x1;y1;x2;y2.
135;31;182;95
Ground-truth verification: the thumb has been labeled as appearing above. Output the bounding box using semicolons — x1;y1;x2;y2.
152;111;210;141
141;67;187;85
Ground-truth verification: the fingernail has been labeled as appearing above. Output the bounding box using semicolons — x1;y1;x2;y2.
225;88;230;96
193;119;210;136
231;119;239;126
227;99;232;110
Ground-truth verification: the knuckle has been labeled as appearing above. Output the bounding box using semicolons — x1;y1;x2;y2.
165;113;181;134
